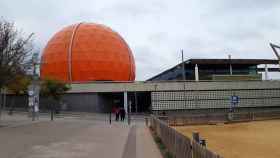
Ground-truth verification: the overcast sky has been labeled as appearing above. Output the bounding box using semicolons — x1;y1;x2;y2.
1;0;280;80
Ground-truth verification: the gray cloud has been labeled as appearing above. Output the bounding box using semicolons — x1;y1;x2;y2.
0;0;279;80
101;1;166;17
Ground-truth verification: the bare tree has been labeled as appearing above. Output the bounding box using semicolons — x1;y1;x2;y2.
0;18;34;89
0;18;34;116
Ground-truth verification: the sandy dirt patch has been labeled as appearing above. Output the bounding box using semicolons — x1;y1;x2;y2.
175;120;280;158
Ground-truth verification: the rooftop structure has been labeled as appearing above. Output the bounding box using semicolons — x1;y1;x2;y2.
148;58;279;81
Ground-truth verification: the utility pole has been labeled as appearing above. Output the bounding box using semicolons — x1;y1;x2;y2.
32;59;36;121
181;49;186;80
229;54;233;75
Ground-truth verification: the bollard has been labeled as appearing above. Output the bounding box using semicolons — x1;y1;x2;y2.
109;112;111;124
192;132;200;143
145;117;149;126
200;139;207;147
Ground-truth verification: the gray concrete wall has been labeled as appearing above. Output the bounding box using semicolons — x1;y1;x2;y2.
61;93;99;112
5;95;28;110
4;81;280;113
5;93;109;113
153;107;280;116
97;94;114;113
69;80;280;93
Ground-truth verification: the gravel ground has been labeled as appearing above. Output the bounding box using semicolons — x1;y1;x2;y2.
175;119;280;158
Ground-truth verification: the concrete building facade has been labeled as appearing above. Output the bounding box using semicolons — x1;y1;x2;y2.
5;80;280;114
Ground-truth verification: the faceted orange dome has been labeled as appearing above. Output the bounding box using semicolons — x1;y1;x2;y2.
40;23;135;82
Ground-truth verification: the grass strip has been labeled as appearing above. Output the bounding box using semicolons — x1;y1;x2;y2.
149;127;174;158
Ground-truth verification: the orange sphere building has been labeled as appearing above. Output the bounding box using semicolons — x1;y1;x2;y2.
40;23;135;82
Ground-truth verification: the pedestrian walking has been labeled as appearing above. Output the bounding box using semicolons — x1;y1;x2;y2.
115;106;120;121
120;107;126;121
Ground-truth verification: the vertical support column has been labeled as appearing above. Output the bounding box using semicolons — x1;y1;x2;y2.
124;91;128;113
129;101;132;113
265;64;269;80
0;88;2;108
134;92;138;113
195;64;199;81
0;88;2;120
3;88;6;110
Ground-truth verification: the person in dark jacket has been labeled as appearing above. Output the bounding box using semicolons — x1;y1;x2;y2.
120;108;126;121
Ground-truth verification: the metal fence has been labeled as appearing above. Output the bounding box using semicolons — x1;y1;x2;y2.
150;116;222;158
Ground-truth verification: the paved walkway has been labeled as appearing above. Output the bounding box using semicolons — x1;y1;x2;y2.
0;113;162;158
136;124;162;158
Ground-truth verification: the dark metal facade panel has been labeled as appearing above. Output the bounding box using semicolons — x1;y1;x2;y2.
189;59;279;65
147;58;278;81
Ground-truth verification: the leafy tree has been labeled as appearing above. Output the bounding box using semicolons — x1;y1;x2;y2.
8;75;31;94
40;79;71;120
6;75;31;114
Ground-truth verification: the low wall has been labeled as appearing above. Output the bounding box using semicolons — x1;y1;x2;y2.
4;93;110;113
150;116;222;158
158;109;280;126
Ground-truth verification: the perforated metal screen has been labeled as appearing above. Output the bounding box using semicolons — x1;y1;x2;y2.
151;89;280;111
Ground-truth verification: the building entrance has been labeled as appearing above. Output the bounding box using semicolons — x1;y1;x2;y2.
98;91;151;113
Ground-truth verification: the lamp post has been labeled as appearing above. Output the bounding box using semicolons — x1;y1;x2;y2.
29;52;40;121
181;49;186;80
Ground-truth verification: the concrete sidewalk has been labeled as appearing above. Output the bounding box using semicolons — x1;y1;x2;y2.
136;124;162;158
0;116;162;158
122;124;162;158
0;112;49;128
23;123;130;158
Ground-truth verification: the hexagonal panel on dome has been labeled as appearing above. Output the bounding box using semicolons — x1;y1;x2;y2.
40;23;135;82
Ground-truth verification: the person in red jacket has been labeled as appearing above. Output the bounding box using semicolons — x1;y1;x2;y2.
114;106;120;121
